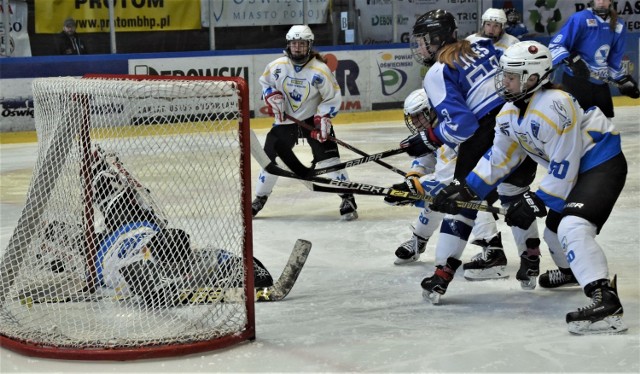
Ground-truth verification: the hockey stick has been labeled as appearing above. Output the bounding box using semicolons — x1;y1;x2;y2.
17;239;312;306
285;114;407;176
250;130;506;215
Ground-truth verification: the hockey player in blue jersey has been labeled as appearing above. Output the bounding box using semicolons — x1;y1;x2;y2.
549;0;639;119
392;9;542;300
439;41;627;335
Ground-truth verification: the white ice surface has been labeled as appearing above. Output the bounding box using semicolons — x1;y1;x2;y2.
1;107;639;373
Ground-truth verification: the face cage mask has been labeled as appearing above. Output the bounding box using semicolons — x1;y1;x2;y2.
286;40;312;65
404;109;437;135
495;69;529;102
410;33;439;66
593;6;611;19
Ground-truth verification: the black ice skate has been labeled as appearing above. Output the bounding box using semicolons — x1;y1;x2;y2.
516;253;540;290
251;195;268;217
463;233;508;281
539;268;579;288
566;275;628;335
394;234;428;265
339;194;358;221
421;257;462;304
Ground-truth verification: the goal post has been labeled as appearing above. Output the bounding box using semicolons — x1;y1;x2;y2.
0;74;255;360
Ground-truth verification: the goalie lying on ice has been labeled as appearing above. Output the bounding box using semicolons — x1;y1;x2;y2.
40;146;273;307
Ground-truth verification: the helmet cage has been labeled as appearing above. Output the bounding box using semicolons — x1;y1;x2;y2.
403;89;437;134
411;10;457;66
285;25;314;65
495;42;553;102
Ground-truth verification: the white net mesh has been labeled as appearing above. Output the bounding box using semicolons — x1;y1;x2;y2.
0;76;252;358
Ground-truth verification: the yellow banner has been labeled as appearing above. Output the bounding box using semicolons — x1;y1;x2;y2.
35;0;201;33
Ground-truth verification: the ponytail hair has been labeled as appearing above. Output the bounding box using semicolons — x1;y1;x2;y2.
437;40;478;69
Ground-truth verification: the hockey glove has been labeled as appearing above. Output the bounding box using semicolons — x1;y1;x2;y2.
384;172;425;206
265;91;285;122
399;127;442;157
616;75;640;99
563;53;590;79
312;115;332;143
504;191;547;230
430;178;476;215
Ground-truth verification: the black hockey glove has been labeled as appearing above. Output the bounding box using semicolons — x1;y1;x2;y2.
616;75;640;99
384;172;424;206
399;127;443;157
504;191;547;230
563;53;590;79
430;178;476;215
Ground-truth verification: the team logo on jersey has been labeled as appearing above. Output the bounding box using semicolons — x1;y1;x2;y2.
594;45;611;67
273;68;281;81
551;100;572;130
311;74;324;88
514;129;544;158
498;121;510;136
283;76;310;112
530;121;540;139
586;18;597;27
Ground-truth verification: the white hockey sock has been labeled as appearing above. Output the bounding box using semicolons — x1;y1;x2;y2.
543;226;570;269
557;215;609;287
317;157;350;182
412;207;444;239
470;210;499;242
255;169;279;197
433;214;474;265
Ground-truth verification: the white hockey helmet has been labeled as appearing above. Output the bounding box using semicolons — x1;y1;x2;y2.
403;89;437;134
495;41;553;102
482;8;507;27
285;25;314;65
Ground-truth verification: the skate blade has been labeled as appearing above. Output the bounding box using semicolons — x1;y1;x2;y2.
341;211;358;221
568;316;628;335
394;255;420;265
463;267;509;281
422;289;441;304
519;277;537;290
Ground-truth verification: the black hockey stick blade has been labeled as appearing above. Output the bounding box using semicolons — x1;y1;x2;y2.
284;113;407;176
256;238;312;302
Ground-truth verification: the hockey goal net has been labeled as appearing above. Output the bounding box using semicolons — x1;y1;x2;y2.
0;75;255;360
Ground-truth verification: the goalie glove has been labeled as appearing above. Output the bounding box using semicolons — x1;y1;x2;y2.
265;91;285;122
563;53;590;79
384;172;425;206
616;75;640;99
504;191;547;230
430;178;476;215
399;127;442;157
311;115;332;143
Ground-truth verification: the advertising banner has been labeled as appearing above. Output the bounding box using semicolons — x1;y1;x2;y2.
356;0;480;44
34;0;201;33
0;0;31;57
0;78;35;131
200;0;330;27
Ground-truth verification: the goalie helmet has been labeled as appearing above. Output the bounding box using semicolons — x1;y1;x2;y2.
506;8;520;24
410;9;457;66
285;25;314;65
495;41;553;102
403;89;437;135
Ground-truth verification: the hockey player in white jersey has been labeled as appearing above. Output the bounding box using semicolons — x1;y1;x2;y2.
442;41;627;335
386;89;505;277
252;25;357;220
465;8;519;52
549;0;639;119
397;10;541;296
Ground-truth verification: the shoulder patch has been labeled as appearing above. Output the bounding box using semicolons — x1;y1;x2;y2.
586;18;597;27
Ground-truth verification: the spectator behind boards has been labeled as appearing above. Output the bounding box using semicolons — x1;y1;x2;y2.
56;18;88;55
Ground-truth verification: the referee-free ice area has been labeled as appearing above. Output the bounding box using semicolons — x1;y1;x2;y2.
1;106;639;373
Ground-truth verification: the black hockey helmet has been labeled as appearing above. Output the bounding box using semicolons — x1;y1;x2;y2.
410;9;458;65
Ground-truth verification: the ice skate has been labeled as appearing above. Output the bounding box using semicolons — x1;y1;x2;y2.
394;234;428;265
421;257;461;304
251;195;268;217
539;268;579;288
566;275;627;335
463;233;508;280
515;253;540;290
339;194;358;221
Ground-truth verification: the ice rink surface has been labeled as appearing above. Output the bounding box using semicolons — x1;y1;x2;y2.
1;106;639;373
